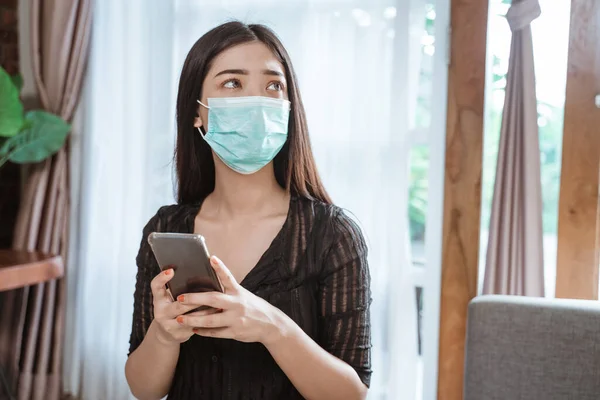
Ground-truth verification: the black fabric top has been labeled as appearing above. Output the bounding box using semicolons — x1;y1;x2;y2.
128;196;372;399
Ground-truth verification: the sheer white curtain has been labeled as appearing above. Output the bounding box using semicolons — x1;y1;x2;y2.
64;0;430;399
62;1;176;399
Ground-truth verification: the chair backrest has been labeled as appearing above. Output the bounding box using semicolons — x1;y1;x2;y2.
464;295;600;400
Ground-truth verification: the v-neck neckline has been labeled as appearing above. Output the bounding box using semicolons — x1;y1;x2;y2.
184;195;294;289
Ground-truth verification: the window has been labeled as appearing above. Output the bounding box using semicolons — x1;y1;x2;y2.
480;0;571;297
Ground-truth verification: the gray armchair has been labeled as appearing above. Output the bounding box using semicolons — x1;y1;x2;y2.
464;295;600;400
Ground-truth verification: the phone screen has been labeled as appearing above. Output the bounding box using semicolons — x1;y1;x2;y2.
148;233;222;300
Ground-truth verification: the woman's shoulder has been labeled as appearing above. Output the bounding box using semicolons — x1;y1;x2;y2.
143;203;197;233
296;196;367;253
296;197;368;280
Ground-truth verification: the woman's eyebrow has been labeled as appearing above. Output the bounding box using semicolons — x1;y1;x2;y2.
262;69;284;77
213;68;284;78
214;69;249;77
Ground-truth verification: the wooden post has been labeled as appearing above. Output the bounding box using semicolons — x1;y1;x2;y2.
436;0;489;398
555;0;600;300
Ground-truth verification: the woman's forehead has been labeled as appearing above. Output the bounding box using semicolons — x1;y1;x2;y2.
209;42;285;76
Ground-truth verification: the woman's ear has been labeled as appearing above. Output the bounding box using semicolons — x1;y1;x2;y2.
194;101;205;128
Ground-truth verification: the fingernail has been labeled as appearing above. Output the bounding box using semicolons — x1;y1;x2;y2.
177;295;185;302
164;269;172;276
176;316;184;324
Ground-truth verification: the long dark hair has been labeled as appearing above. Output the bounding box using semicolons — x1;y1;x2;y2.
175;21;331;205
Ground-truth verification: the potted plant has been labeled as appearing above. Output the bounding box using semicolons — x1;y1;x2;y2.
0;66;70;168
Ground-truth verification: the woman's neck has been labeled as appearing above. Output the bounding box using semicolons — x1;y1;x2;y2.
206;159;287;218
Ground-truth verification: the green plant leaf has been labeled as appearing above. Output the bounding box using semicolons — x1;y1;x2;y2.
0;111;70;165
0;67;24;138
11;74;23;92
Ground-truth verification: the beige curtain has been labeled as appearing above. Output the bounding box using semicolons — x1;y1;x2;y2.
0;1;91;399
483;0;544;296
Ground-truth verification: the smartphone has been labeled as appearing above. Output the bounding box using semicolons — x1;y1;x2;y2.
147;232;223;302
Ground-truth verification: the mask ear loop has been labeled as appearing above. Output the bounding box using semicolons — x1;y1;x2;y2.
196;100;209;138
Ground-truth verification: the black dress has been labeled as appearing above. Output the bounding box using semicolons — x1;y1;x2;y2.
128;196;372;399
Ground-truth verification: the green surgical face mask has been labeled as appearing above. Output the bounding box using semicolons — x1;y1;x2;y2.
197;96;291;175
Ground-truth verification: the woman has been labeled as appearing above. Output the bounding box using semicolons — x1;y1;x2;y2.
125;21;371;400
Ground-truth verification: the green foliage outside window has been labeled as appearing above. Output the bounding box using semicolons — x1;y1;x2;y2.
407;4;563;242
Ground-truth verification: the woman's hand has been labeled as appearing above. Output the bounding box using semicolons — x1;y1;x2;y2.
150;268;220;346
176;256;285;345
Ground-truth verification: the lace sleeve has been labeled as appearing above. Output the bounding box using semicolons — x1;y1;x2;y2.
128;208;163;355
318;209;372;386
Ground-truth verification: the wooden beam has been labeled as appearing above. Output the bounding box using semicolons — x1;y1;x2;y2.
437;0;488;398
555;0;600;300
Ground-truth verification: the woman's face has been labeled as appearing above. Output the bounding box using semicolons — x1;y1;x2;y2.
194;41;289;130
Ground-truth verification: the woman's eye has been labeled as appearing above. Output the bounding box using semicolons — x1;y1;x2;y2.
267;81;284;91
222;79;241;89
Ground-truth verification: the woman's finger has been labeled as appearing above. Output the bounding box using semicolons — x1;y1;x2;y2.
178;310;230;329
163;299;205;319
210;256;238;292
150;268;175;299
160;319;195;342
185;307;222;317
177;291;235;310
192;327;232;339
